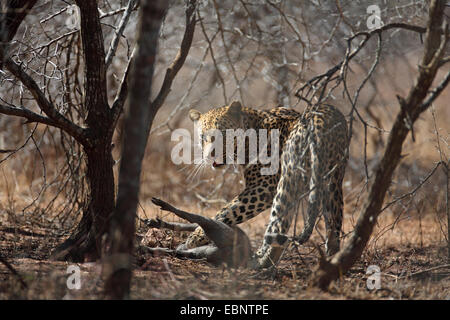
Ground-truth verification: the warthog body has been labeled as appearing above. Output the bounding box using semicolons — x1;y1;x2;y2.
142;197;252;268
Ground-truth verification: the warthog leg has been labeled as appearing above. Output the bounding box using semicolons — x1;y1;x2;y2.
143;217;198;232
141;245;219;263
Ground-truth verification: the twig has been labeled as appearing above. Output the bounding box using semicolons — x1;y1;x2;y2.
0;256;28;289
197;7;227;104
381;161;443;213
39;5;70;24
1;57;87;144
212;0;244;103
419;70;450;113
295;22;427;100
393;264;450;279
105;0;138;68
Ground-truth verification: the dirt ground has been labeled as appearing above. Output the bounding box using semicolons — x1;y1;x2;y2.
1;205;449;300
1;105;449;300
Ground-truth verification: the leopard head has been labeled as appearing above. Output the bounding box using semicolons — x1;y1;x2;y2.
189;101;245;169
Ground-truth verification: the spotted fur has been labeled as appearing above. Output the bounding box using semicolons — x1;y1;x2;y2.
186;101;348;267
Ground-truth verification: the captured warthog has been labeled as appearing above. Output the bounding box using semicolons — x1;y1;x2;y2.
141;197;252;268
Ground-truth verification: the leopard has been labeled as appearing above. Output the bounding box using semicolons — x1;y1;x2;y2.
185;100;349;268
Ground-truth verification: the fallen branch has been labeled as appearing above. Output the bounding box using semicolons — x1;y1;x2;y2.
399;264;450;279
0;255;28;289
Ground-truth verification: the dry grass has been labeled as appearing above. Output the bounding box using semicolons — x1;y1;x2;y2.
1;211;449;299
0;51;449;299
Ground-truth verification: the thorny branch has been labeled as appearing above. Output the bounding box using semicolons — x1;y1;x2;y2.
146;0;197;129
311;0;449;290
105;0;138;68
295;22;428;103
1;58;87;143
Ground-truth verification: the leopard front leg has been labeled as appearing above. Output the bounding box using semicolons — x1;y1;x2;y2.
184;169;278;249
252;173;303;269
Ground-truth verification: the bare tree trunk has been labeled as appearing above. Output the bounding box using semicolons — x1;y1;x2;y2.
0;0;37;43
103;0;167;299
104;0;197;299
50;0;116;262
446;161;450;263
0;1;38;67
51;144;115;261
311;0;448;290
0;0;116;262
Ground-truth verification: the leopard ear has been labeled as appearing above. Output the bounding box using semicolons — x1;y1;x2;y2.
227;101;242;122
189;109;202;122
228;101;242;113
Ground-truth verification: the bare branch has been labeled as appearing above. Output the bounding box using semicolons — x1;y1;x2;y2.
149;0;197;112
350;22;427;39
0;0;38;68
0;103;58;126
197;9;227;104
311;0;448;290
381;161;443;213
419;70;450;112
295;22;428;100
212;0;245;103
35;29;79;52
2;58;86;143
110;55;132;128
105;0;138;68
439;55;450;67
111;0;197;129
39;5;70;24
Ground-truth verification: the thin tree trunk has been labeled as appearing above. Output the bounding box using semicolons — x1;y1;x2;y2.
446;161;450;263
103;0;197;298
103;0;168;299
0;0;38;46
1;1;38;68
51;143;115;261
50;0;115;262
